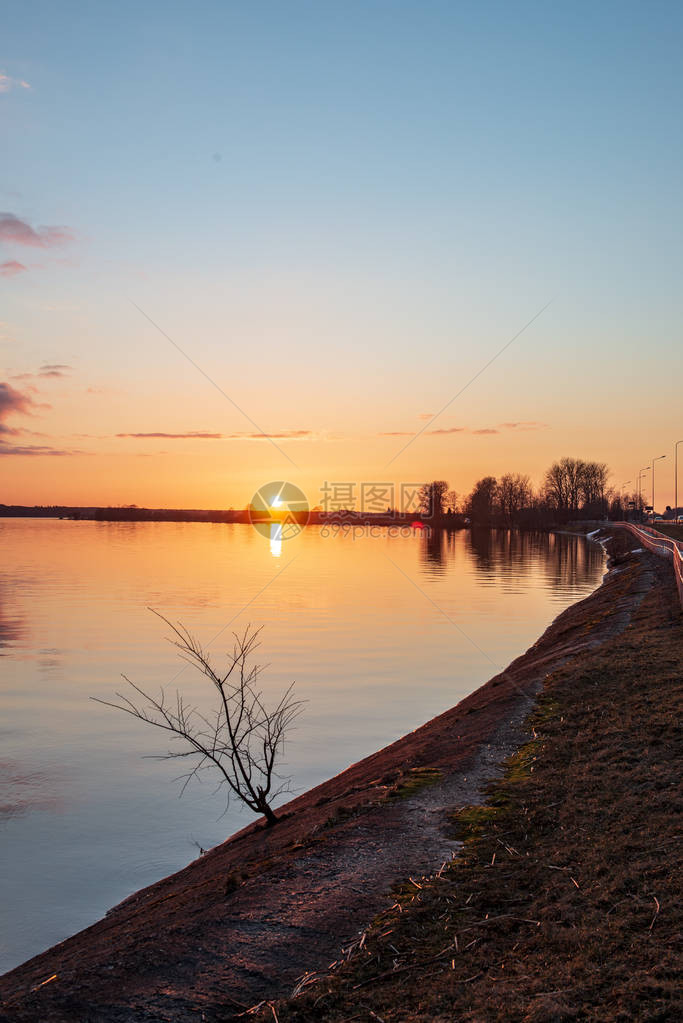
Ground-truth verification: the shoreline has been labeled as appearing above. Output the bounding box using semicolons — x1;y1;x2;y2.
0;530;656;1022
263;533;681;1022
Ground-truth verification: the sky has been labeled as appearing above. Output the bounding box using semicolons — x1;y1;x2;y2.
1;0;682;510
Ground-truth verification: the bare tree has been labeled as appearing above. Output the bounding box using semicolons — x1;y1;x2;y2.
581;460;609;515
418;480;449;519
92;612;303;826
543;457;610;520
498;473;532;526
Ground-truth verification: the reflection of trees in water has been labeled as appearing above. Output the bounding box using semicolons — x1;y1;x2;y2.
466;528;603;589
0;579;23;653
419;527;447;572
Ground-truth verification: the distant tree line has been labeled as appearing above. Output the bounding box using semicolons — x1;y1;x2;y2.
467;458;612;527
91;507;245;523
420;457;629;528
0;505;246;522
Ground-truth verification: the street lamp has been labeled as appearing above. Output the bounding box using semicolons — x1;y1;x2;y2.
651;455;666;524
637;467;650;522
620;481;631;521
676;440;683;524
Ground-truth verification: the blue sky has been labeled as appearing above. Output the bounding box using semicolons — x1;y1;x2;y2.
1;1;682;506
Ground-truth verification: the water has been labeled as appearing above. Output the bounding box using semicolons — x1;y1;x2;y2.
0;519;603;973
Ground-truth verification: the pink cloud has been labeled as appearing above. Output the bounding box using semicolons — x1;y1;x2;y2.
0;260;27;277
0;443;80;457
0;381;36;434
0;213;73;248
116;429;314;441
0;73;31;93
117;431;224;440
0;380;80;455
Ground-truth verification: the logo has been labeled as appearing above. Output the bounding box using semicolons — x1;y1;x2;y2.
248;481;309;541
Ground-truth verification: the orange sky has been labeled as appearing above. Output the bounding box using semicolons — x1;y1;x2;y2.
2;4;682;510
1;338;680;511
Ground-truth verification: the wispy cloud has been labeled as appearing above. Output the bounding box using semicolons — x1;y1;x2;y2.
0;443;83;457
115;429;314;441
0;260;27;277
380;421;547;438
0;73;31;94
0;213;73;248
428;427;468;435
380;426;466;437
10;364;72;381
116;431;224;440
38;363;72;378
230;430;313;441
499;421;547;430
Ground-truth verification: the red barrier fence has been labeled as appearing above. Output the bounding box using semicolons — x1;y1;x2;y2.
612;522;683;610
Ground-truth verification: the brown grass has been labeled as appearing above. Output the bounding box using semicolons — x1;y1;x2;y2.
652;523;683;543
257;553;682;1022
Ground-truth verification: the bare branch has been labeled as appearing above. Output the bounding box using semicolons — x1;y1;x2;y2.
92;614;303;826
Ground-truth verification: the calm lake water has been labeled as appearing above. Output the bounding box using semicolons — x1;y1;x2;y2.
0;519;604;973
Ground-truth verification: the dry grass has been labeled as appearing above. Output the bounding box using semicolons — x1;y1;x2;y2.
255;552;682;1022
652;523;683;543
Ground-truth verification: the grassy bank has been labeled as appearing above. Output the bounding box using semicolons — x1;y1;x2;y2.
259;541;682;1021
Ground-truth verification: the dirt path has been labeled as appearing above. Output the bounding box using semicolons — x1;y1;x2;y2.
0;533;650;1023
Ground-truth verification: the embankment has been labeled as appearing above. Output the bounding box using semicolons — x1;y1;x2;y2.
1;531;676;1022
260;532;682;1023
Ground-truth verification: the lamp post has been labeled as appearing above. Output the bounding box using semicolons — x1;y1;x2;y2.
651;455;666;524
637;467;650;522
620;481;631;521
676;440;683;524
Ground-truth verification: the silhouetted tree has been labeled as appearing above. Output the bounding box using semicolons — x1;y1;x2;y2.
581;461;609;517
418;480;449;519
93;613;302;826
497;473;532;526
466;476;498;525
543;458;610;521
